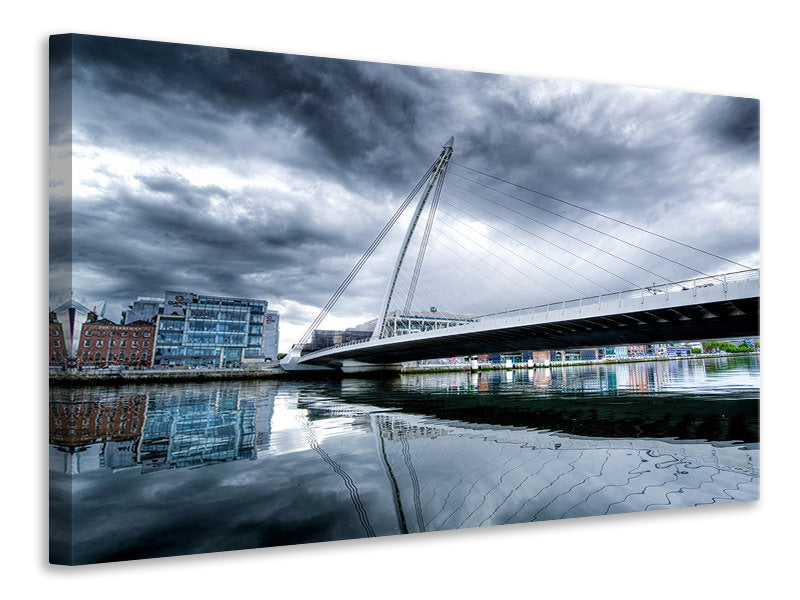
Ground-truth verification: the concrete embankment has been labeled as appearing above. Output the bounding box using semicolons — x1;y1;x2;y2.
49;366;288;386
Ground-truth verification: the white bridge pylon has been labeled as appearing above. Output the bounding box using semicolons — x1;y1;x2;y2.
373;136;453;341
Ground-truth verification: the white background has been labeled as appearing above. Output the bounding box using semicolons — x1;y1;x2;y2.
4;1;796;597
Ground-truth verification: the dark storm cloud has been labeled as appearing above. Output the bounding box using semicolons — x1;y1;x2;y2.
695;95;759;152
69;34;439;193
54;34;759;346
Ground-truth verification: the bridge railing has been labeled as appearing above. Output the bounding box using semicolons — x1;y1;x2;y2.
308;269;759;356
463;268;759;329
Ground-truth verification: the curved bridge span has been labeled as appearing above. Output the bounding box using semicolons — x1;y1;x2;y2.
295;270;759;370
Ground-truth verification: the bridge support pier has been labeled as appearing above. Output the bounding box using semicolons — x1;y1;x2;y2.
339;359;403;375
280;346;338;372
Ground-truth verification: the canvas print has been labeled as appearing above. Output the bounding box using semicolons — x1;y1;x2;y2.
49;34;760;565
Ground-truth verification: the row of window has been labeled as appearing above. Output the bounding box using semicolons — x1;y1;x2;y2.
159;319;185;331
185;320;249;333
79;351;148;363
84;329;151;338
184;333;248;345
84;339;149;348
187;309;249;321
156;346;230;358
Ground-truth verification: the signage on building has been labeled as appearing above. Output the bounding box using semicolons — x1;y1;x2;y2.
164;291;196;315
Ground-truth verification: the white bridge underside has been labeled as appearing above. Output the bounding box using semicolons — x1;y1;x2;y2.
297;272;759;369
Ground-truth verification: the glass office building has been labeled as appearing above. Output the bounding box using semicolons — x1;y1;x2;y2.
153;291;268;368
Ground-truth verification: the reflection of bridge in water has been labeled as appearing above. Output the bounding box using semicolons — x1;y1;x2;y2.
372;411;758;531
281;138;759;373
294;383;758;534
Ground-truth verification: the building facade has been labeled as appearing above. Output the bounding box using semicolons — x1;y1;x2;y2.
49;311;68;368
76;313;156;368
123;296;164;324
152;291;269;368
50;298;100;366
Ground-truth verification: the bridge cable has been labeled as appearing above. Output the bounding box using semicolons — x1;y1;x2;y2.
445;179;671;285
433;206;592;297
449;168;725;280
392;232;507;320
391;236;497;321
451;162;754;273
430;211;577;304
431;210;585;299
297;160;438;345
442;191;633;292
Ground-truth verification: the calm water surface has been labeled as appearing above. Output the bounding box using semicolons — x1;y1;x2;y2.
49;356;759;564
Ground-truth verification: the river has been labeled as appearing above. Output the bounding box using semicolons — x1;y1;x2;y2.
49;355;759;565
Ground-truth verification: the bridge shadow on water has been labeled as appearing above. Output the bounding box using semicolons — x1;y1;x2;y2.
299;358;759;445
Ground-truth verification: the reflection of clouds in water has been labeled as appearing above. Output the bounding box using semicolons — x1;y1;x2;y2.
66;417;400;564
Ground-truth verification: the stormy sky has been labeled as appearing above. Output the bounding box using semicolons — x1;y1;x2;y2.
49;34;760;351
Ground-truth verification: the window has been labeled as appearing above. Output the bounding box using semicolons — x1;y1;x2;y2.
53;339;61;347
81;352;88;361
50;328;58;336
122;331;129;337
132;341;138;348
96;340;103;347
83;340;90;348
143;341;150;348
133;332;139;338
85;329;92;336
109;340;115;347
144;331;151;337
120;340;126;347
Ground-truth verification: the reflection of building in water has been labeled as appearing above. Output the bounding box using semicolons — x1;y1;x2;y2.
138;387;257;470
49;395;147;447
525;368;552;387
49;393;148;473
255;392;275;452
615;363;653;393
49;385;276;474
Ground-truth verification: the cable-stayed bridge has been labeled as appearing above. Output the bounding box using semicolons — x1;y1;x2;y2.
281;138;759;373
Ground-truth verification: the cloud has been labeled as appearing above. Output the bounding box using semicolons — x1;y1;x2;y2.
52;34;760;350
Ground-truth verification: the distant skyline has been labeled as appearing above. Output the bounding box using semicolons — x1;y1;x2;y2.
50;34;759;352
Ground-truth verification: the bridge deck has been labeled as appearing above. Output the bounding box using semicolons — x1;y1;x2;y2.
298;271;759;367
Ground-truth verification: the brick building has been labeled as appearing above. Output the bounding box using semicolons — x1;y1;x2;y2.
49;311;68;368
76;312;156;368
